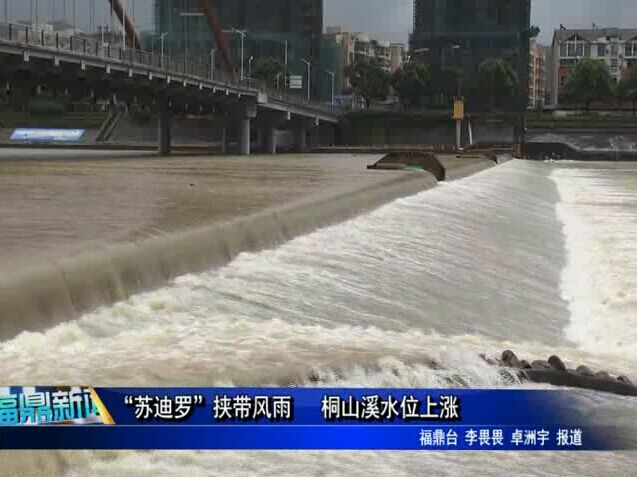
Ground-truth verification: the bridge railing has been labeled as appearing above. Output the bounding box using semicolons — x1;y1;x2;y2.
0;22;337;116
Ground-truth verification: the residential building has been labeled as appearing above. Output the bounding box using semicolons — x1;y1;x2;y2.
325;26;393;91
410;0;532;111
529;40;547;109
549;27;637;106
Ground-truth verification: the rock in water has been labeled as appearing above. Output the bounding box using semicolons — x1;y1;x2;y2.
519;360;531;369
576;365;594;377
548;355;567;372
501;350;519;367
531;360;551;369
618;375;633;384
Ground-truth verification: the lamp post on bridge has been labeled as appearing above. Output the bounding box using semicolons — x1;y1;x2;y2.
326;70;335;106
180;12;204;66
210;48;216;80
224;27;247;81
300;58;311;101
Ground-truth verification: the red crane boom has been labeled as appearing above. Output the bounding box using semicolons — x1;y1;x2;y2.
106;0;143;50
105;0;237;80
197;0;237;80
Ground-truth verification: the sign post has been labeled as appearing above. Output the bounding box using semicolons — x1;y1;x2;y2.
453;98;465;151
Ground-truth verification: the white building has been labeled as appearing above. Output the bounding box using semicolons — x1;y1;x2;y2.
325;26;393;91
549;27;637;106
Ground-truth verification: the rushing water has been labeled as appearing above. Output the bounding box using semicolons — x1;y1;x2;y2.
1;160;636;476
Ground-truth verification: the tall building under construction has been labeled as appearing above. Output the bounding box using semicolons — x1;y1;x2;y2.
153;0;325;98
411;0;532;110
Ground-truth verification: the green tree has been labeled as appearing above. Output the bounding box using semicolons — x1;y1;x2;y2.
618;66;637;116
251;58;285;86
347;61;390;108
561;58;613;111
529;26;541;39
478;58;519;111
391;61;430;110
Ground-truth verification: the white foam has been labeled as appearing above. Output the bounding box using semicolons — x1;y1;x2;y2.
553;166;637;363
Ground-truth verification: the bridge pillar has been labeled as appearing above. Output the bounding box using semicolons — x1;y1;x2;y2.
224;98;257;156
220;126;229;154
157;99;172;156
258;111;289;155
295;123;308;153
265;127;277;155
238;118;251;156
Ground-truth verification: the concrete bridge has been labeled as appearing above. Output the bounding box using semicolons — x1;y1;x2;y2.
0;22;339;155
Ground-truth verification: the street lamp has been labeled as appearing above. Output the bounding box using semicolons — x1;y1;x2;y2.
326;70;335;105
224;28;247;80
210;48;216;80
248;56;254;77
157;32;168;68
301;58;311;101
180;12;204;64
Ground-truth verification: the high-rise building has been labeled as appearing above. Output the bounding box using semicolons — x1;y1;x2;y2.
411;0;531;111
153;0;324;98
549;27;637;106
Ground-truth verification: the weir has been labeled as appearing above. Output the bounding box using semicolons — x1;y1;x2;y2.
0;155;496;339
0;169;434;339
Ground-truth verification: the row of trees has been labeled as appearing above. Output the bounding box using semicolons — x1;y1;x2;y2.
561;58;637;113
244;54;523;112
348;57;520;111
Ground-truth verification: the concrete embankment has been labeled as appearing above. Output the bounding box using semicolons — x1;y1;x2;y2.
526;130;637;161
0;152;496;339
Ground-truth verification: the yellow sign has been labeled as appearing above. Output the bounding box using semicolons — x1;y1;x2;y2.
453;98;465;120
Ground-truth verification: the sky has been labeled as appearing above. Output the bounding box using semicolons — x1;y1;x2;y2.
4;0;637;45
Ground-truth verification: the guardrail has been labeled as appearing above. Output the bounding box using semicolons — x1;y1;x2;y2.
0;22;338;116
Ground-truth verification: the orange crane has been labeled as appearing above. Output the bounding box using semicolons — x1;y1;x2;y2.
107;0;237;80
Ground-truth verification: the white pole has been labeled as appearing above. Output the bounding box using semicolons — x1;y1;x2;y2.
161;35;164;67
211;48;215;79
240;32;245;80
122;0;126;50
330;73;335;105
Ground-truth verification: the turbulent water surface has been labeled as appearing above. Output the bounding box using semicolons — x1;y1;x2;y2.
1;159;636;476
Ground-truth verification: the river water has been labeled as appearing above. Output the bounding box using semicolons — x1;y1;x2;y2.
0;159;636;475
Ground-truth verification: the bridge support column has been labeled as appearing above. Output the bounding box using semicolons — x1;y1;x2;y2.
295;123;308;153
220;126;229;154
265;127;277;155
258;111;289;155
224;98;257;156
157;99;172;156
238;118;251;156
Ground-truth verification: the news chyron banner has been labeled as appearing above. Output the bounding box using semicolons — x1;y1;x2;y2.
0;387;634;450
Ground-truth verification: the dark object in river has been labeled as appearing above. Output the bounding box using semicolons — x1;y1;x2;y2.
485;350;637;397
367;152;446;181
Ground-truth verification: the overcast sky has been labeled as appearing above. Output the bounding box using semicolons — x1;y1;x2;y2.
4;0;637;45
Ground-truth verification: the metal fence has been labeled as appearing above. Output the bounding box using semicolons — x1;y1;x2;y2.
0;22;337;115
